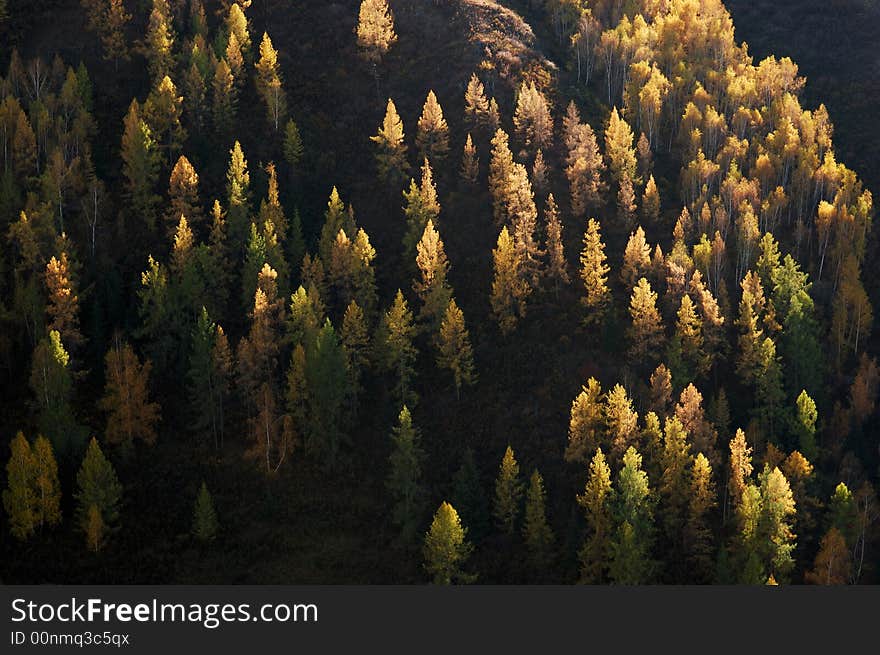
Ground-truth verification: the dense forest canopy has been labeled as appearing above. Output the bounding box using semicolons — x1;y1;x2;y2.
0;0;878;585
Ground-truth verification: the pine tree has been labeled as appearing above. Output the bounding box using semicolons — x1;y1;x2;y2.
488;128;515;226
413;219;452;330
166;154;204;236
145;0;175;83
616;172;636;229
2;432;36;540
507;162;543;287
386;405;425;541
304;320;349;467
188;308;225;449
225;2;251;58
464;73;490;128
684;452;716;583
319;186;353;265
513;81;553;154
371;98;409;186
605;107;636;185
75;437;122;544
416;90;449;163
794;390;818;461
29;330;79;458
673;293;707;384
120;100;160;232
579;218;610;325
225;140;251;250
192;481;219;542
380;290;417;407
658;415;692;577
491;226;528;335
642;174;660;224
543;194;569;293
605;384;639;461
648;363;673;416
32;435;61;530
423;502;474;584
356;0;397;67
531;149;549;197
255;32;287;130
100;339;161;452
451;449;490;541
227;33;244;83
45;251;83;352
566;121;606;216
340;300;370;402
610;447;655;584
757;465;797;582
402;159;440;261
523;469;555;576
627;277;664;368
565;377;603;464
437;299;476;398
102;0;131;70
621;225;651;290
493;445;523;536
211;57;237;134
144;75;186;158
577;447;613;583
283;119;304;174
460;133;479;184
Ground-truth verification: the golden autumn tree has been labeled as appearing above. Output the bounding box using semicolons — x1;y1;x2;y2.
437;298;476;399
3;432;36;540
371;98;409;186
416;90;450;164
100;338;161;452
460;133;479;184
491;226;529;336
356;0;396;92
627;277;664;367
413;219;453;330
166;154;204;236
45;251;83;352
621;225;651;290
255;32;287;130
543;194;569;294
513;81;553;154
579;218;610;325
464;73;489;128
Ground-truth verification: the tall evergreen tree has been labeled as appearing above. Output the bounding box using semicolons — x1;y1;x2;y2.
579;218;610;325
192;481;219;542
437;298;476;398
379;290;417;407
255;32;287;130
577;447;613;583
75;438;122;546
386;405;425;541
610;447;655;584
491;226;529;335
100;339;161;452
371;98;409;186
413;219;452;330
493;445;523;536
416;90;449;163
523;469;555;576
3;432;36;541
423;502;474;584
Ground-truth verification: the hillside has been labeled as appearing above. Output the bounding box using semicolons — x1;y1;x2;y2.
0;0;877;586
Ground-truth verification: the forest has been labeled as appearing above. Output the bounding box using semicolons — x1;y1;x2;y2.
0;0;878;585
